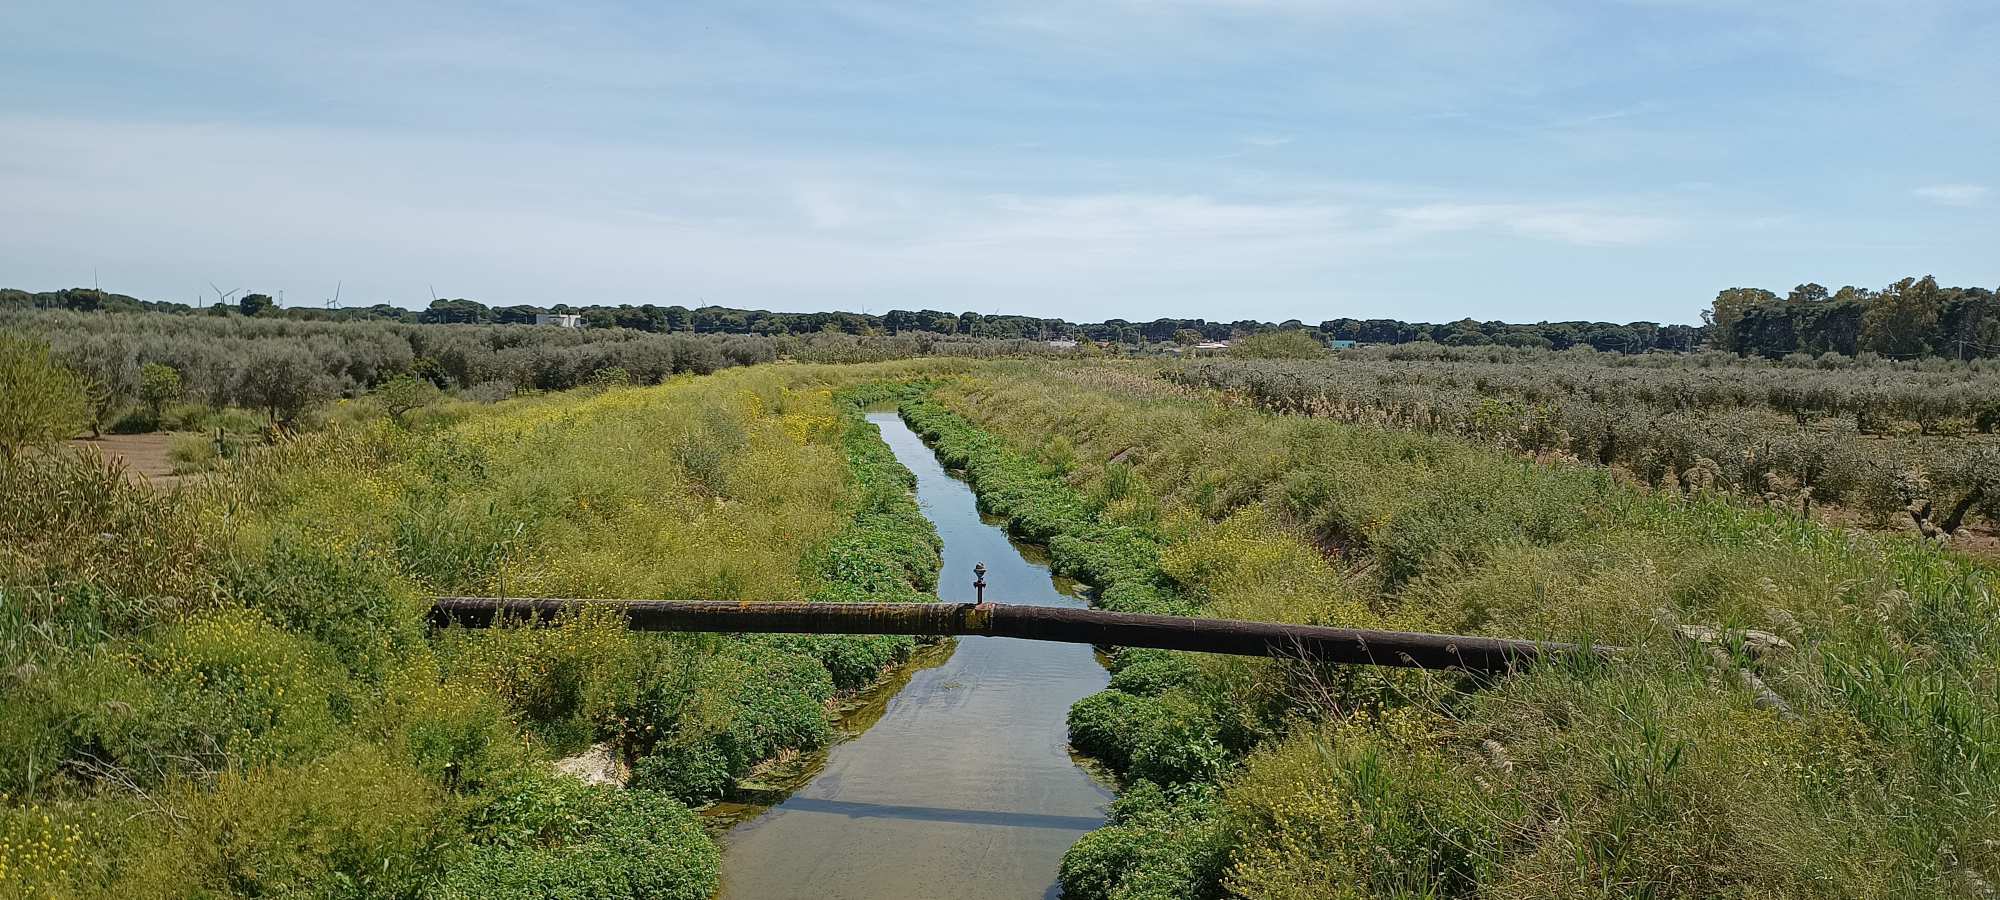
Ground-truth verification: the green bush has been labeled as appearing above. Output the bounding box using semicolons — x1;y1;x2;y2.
444;778;719;900
1106;649;1200;697
1059;781;1224;900
630;741;734;805
0;332;90;457
710;645;835;773
1067;690;1166;772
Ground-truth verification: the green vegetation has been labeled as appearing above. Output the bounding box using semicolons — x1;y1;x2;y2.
5;285;1696;352
438;778;718;900
0;365;942;896
913;363;1996;898
5;340;1995;897
0;334;90;459
1225;330;1327;359
1708;277;2000;360
1172;350;2000;540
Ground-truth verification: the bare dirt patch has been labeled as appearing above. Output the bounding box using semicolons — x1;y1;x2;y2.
66;433;192;490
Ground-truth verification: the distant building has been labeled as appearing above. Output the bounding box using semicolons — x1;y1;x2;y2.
1046;338;1080;349
536;313;583;328
1193;341;1230;351
1329;339;1357;349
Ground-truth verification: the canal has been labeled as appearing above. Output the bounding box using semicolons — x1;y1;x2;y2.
717;411;1113;899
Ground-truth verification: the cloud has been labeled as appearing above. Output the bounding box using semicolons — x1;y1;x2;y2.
1912;184;1989;207
1386;203;1680;246
0;114;1714;322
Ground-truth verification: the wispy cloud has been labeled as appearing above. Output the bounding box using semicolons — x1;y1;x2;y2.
0;115;1705;318
1386;203;1680;246
1913;183;1989;207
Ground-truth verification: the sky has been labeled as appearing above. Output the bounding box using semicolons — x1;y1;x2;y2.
2;1;1994;325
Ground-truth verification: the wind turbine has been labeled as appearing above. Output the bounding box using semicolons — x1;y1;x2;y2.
324;281;342;311
210;282;242;307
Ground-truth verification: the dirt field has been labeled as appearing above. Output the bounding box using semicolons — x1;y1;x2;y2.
66;433;192;489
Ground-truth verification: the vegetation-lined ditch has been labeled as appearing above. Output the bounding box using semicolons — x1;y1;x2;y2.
718;409;1113;899
4;347;1995;898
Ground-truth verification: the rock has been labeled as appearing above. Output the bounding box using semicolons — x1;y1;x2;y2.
554;742;628;787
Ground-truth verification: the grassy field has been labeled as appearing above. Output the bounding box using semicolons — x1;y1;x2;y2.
912;362;1996;899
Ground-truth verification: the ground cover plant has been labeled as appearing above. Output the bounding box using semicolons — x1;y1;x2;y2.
910;362;1997;899
0;358;942;897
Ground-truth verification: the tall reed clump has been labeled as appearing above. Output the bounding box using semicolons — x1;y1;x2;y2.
924;362;1997;900
0;365;944;898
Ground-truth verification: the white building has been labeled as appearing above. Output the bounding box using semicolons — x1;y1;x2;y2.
536;313;583;328
1046;338;1080;349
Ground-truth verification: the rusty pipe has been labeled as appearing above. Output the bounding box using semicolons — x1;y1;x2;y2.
429;597;1612;673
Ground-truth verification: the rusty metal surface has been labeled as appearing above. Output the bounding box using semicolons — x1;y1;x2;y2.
429;597;1612;673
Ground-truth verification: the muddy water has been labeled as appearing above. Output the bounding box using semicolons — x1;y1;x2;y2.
718;412;1113;899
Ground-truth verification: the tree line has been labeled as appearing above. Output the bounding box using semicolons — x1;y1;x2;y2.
9;272;1997;359
3;285;1708;354
1707;276;2000;360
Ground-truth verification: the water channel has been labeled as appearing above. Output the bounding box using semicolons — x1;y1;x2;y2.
717;411;1113;899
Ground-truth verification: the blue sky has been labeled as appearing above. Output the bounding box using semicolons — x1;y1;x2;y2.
2;1;1993;324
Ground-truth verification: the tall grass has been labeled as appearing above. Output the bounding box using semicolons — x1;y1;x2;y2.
0;364;943;897
924;362;1997;898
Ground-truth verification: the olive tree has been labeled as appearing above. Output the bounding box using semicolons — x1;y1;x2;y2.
0;334;90;458
235;344;334;428
1930;446;2000;536
57;334;139;438
374;374;440;425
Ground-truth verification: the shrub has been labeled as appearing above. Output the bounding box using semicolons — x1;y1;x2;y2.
371;662;525;792
137;361;182;423
114;745;463;898
1067;690;1166;772
1059;781;1225;900
166;430;221;472
630;741;734;805
442;778;719;900
57;333;139;439
375;374;442;425
0;333;90;457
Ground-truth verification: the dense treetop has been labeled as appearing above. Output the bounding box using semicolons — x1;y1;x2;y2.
1705;276;2000;361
